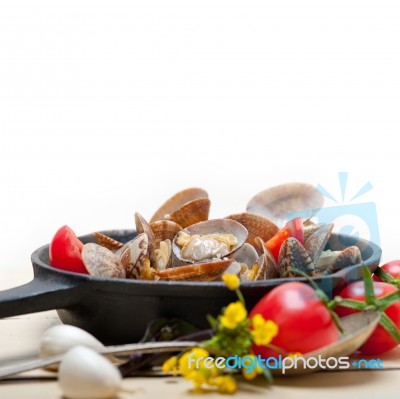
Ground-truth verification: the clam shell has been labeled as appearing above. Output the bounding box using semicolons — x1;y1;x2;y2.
304;223;333;265
254;237;279;279
323;246;362;275
232;243;259;267
168;198;210;228
117;233;149;278
94;232;124;251
150;220;182;246
172;219;248;263
223;261;242;276
303;224;324;241
225;213;278;247
82;243;126;278
246;183;324;228
135;212;155;256
278;237;315;277
153;259;233;281
150;188;209;223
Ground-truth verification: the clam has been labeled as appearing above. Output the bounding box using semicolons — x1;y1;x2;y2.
304;223;334;265
254;237;279;279
315;250;342;272
94;232;124;251
223;261;243;276
134;212;155;258
172;219;248;263
278;237;315;277
232;243;259;267
246;183;324;228
224;213;278;247
150;187;210;228
150;220;182;246
323;246;362;275
153;259;233;281
117;233;149;278
82;243;126;279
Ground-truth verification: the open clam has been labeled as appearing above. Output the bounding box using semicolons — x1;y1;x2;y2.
172;219;248;263
246;183;324;228
150;188;210;228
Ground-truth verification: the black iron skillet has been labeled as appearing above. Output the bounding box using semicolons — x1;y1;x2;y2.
0;231;381;344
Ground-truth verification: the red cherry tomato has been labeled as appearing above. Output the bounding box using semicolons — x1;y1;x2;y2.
49;226;88;274
250;282;339;358
335;281;400;355
373;260;400;282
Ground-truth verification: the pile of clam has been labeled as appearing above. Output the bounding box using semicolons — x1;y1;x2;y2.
81;184;363;282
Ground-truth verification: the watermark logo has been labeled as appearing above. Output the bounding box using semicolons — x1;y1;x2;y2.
187;353;384;375
315;172;380;251
287;172;380;253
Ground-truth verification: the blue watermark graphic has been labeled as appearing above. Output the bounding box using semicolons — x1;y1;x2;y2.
187;353;384;375
315;172;380;250
287;172;380;251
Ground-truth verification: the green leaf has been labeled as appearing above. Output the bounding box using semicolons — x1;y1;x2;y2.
379;313;400;343
207;314;218;330
362;267;376;305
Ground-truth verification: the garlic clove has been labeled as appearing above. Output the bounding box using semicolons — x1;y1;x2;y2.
39;325;104;359
59;346;122;399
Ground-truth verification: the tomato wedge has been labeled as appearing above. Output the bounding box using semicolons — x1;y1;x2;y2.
49;226;88;274
266;218;304;262
266;228;289;261
286;218;304;244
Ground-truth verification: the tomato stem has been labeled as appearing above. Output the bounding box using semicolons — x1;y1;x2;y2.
379;313;400;343
374;267;400;289
235;289;246;308
362;267;376;305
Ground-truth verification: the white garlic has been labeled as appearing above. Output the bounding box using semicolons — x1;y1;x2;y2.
59;346;122;399
39;325;104;358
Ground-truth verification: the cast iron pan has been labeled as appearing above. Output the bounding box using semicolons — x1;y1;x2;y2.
0;230;381;344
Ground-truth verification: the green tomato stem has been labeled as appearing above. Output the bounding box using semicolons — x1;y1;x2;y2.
362;267;376;305
379;313;400;343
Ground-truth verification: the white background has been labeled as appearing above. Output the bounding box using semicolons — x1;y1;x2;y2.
0;1;399;275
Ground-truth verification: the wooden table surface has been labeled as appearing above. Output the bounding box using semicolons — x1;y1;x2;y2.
0;267;399;398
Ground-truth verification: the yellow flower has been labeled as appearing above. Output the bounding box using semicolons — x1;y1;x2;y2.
162;356;178;376
220;301;247;329
214;375;237;394
179;347;209;377
187;370;207;389
251;314;279;346
222;274;240;290
241;354;263;380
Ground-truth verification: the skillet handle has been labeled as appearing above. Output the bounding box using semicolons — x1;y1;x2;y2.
0;277;80;318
